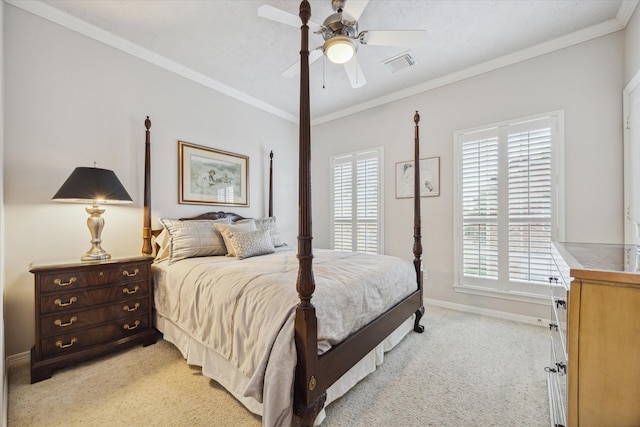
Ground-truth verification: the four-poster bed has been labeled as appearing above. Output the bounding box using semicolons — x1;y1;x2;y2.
141;2;425;425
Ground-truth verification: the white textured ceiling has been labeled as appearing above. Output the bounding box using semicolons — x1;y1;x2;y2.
25;0;635;122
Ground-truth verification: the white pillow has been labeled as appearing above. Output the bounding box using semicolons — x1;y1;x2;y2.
214;220;257;257
154;229;171;262
223;229;275;260
159;218;231;264
240;216;284;247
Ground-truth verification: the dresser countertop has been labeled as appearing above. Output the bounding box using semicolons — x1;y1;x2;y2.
553;242;640;285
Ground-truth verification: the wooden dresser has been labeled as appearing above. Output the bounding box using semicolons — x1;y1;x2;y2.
550;242;640;427
30;255;157;383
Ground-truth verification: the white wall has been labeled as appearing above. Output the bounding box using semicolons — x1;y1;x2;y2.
3;5;297;356
625;7;640;85
311;32;625;320
1;1;7;424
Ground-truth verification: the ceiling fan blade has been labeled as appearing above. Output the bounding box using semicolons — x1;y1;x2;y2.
342;0;369;25
258;5;322;32
281;49;323;78
362;30;426;47
344;56;367;88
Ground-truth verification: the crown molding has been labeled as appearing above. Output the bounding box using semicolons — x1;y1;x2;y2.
313;17;625;125
4;0;298;123
617;0;639;27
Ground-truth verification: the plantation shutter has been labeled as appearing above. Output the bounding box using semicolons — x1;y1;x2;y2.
331;148;383;254
333;159;353;251
507;121;553;284
461;131;499;280
456;114;559;293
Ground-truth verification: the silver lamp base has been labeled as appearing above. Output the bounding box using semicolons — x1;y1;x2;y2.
82;203;111;262
81;248;111;261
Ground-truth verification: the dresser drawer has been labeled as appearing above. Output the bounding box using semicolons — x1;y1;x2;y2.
39;280;149;314
39;315;150;358
39;296;149;337
37;261;149;294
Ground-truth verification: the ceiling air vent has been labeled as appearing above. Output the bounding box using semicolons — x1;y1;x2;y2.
382;51;417;74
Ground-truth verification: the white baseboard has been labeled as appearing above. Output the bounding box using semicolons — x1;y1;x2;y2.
2;367;6;427
6;352;29;371
424;298;549;327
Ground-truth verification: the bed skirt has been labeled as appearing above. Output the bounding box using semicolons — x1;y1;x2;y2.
155;312;414;426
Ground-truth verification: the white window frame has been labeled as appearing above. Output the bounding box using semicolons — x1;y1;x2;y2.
453;111;565;302
330;147;384;254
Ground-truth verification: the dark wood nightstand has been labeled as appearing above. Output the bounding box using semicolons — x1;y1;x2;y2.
29;255;157;383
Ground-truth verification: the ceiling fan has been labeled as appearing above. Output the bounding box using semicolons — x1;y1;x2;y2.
258;0;426;88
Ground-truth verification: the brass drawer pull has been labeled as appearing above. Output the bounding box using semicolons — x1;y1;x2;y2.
54;316;78;327
53;277;77;287
55;338;77;349
122;285;139;295
124;320;140;330
54;297;77;307
122;269;139;277
123;303;140;312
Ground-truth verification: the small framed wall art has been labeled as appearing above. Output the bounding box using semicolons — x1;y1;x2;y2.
179;141;249;206
395;156;440;198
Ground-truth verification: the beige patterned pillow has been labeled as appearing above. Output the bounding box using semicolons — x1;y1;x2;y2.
159;218;231;264
214;220;257;257
241;217;285;247
223;229;275;260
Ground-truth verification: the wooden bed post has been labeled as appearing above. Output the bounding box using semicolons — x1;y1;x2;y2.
294;1;326;425
269;151;274;218
413;112;425;332
142;116;153;255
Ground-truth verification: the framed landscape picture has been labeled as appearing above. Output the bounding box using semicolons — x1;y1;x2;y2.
179;141;249;206
395;156;440;198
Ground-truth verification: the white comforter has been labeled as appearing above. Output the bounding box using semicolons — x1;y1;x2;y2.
152;248;417;426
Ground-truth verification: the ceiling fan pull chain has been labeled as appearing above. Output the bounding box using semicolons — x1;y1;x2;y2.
323;55;326;89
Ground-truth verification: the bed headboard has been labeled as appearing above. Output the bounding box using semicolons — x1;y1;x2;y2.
178;211;247;222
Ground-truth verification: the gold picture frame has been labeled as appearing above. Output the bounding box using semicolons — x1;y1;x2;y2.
179;141;249;206
395;156;440;198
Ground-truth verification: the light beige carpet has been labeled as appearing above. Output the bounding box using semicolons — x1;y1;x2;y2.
8;306;550;426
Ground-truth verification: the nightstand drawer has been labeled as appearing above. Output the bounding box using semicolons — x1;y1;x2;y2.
39;296;149;337
37;261;149;294
40;315;150;358
39;280;149;314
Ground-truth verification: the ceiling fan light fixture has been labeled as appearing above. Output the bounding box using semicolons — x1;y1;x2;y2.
324;36;357;64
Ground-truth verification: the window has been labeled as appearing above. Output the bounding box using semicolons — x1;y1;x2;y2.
330;147;384;254
454;112;564;298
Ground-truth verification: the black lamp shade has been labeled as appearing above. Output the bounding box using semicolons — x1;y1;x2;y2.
52;167;132;203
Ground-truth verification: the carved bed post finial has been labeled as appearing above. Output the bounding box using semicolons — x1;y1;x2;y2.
142;116;153;255
413;111;425;333
300;0;311;23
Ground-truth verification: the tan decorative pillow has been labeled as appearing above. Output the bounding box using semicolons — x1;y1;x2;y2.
214;220;257;257
159;218;231;264
223;229;275;260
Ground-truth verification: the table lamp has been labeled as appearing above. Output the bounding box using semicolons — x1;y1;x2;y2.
52;165;132;261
